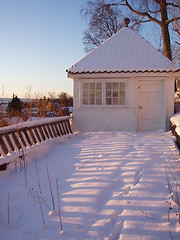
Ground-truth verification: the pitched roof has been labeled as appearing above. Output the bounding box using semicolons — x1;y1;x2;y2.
67;27;179;74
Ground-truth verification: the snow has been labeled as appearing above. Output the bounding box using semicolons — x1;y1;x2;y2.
170;113;180;135
0;116;70;134
0;131;180;240
176;125;180;136
170;112;180;127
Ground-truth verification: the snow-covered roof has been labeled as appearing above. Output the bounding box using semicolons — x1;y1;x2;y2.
67;27;179;74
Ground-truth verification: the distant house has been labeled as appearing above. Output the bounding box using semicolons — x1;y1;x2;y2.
67;26;180;132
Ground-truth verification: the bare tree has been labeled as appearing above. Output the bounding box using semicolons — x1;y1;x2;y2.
172;43;180;66
121;0;180;60
82;0;180;60
168;0;180;42
81;0;139;53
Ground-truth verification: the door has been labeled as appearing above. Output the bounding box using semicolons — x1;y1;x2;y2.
137;80;165;131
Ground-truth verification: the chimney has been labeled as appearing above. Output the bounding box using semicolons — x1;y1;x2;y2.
123;18;130;27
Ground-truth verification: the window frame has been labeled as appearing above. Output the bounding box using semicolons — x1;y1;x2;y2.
81;80;128;108
82;82;102;106
105;81;126;106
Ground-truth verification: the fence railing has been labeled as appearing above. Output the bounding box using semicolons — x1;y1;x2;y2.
0;116;72;158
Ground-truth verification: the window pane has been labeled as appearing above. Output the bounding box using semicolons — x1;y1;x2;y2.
113;83;118;89
106;90;111;97
90;89;95;97
120;82;125;90
90;83;95;89
106;98;111;105
113;90;118;97
83;97;88;105
120;90;125;97
106;83;111;89
96;98;102;105
113;98;118;105
90;98;95;105
96;83;102;89
96;89;102;97
83;83;89;89
83;89;88;97
120;98;125;105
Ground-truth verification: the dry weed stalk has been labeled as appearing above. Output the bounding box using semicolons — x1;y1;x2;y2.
18;149;23;172
8;192;10;225
38;197;45;225
28;188;36;202
56;178;63;232
169;231;174;240
0;212;3;223
163;137;180;225
46;163;55;211
19;147;27;187
16;213;23;225
28;188;50;211
36;191;51;211
164;159;180;224
35;158;42;194
175;187;180;224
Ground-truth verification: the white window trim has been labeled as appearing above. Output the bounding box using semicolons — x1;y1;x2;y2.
80;79;128;108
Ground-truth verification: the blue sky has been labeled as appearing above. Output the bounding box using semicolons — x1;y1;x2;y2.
0;0;166;99
0;0;87;98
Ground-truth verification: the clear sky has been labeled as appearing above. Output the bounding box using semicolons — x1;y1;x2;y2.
0;0;87;98
0;0;168;99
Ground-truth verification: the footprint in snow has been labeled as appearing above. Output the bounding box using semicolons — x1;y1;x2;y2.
122;185;131;195
133;168;143;186
113;185;131;197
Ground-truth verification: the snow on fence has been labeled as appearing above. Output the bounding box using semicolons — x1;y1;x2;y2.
0;116;72;159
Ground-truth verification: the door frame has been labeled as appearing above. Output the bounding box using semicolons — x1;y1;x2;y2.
136;79;166;131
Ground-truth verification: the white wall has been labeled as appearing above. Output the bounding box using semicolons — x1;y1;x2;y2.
71;74;174;132
72;108;136;132
72;77;136;132
165;78;175;130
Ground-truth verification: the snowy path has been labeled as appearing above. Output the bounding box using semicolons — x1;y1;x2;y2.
0;131;180;240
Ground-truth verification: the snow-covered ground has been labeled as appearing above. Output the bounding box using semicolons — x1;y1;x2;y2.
0;131;180;240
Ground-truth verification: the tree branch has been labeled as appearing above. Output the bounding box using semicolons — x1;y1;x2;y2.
131;19;152;28
166;2;179;8
153;0;160;3
147;7;161;14
167;16;180;24
124;0;161;26
105;1;126;7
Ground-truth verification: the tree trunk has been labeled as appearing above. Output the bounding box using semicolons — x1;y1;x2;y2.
160;0;172;60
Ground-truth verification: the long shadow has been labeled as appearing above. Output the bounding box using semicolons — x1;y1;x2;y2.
59;132;180;239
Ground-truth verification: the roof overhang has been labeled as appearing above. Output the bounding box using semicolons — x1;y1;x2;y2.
67;69;180;80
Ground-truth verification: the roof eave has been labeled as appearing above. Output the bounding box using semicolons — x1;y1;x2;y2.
67;69;180;74
67;70;180;79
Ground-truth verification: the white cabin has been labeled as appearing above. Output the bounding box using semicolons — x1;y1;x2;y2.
67;27;180;132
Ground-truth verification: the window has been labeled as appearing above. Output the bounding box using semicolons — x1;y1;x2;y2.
106;82;126;105
82;81;126;106
83;82;102;105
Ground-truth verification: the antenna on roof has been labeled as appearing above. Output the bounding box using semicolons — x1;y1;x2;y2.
123;18;130;27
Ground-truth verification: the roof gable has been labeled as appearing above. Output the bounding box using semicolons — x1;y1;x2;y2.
67;27;178;74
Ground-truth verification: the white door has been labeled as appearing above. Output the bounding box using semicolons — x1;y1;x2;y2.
138;80;165;131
